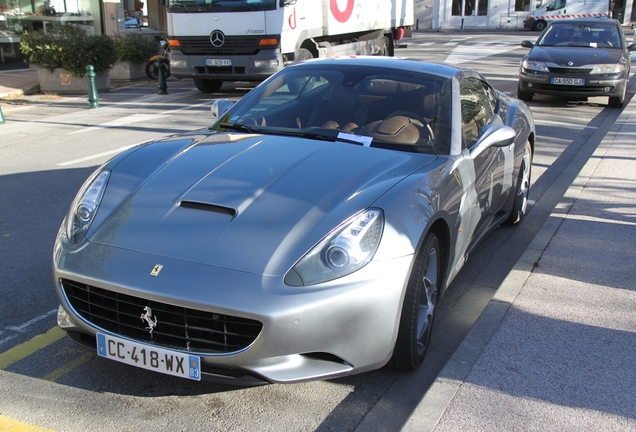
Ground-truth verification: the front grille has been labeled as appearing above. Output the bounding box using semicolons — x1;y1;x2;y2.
193;66;246;75
548;67;593;75
61;279;263;354
537;84;614;93
176;36;270;56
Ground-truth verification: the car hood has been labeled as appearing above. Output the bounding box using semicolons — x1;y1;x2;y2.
529;45;624;66
92;133;435;276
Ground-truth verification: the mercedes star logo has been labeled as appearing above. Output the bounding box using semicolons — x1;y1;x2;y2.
210;30;225;48
568;61;574;66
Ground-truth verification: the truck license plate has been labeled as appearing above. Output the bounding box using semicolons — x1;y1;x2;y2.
97;333;201;381
205;59;232;66
551;77;584;86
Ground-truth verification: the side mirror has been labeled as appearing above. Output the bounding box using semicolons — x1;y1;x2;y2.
520;40;535;49
469;124;516;159
627;43;636;52
211;99;235;119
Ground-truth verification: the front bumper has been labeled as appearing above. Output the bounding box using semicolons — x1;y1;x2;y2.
523;18;535;29
519;70;627;99
170;50;284;82
54;239;413;385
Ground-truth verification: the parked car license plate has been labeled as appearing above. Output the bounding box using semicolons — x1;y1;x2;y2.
205;58;232;66
551;77;584;86
97;333;201;381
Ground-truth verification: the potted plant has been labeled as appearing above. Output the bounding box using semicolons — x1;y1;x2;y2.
111;33;159;81
20;25;117;93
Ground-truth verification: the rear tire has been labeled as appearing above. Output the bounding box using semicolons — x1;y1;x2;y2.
390;233;441;370
146;60;170;80
296;48;314;61
193;79;223;93
506;141;532;225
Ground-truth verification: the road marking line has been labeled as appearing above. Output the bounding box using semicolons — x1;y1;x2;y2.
6;309;57;332
535;119;599;129
56;144;138;167
0;416;55;432
43;350;95;382
0;327;66;370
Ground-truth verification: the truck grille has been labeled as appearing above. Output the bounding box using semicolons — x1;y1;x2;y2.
175;36;274;56
61;279;263;354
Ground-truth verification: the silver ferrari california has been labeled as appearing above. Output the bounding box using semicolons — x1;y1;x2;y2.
53;57;535;385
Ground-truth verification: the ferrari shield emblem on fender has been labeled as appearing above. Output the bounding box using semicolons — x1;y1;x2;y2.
150;264;163;277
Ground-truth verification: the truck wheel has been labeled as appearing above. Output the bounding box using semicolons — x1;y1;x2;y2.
533;20;547;31
297;48;314;61
193;79;223;93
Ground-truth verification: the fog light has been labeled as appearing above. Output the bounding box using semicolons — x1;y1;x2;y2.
57;305;75;328
527;82;533;88
170;59;187;69
604;87;611;92
254;59;280;68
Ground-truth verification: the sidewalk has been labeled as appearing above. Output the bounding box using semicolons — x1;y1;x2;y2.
405;91;636;430
0;67;39;99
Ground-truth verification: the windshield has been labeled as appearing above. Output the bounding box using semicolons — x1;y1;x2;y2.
538;23;622;49
212;62;453;155
168;0;275;11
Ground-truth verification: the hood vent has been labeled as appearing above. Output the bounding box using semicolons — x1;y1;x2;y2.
180;200;237;217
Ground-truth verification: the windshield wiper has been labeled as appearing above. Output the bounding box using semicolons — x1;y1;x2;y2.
217;123;368;146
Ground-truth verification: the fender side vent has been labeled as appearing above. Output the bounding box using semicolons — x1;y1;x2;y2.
180;201;237;217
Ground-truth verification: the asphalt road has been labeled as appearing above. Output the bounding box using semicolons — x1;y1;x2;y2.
0;30;631;431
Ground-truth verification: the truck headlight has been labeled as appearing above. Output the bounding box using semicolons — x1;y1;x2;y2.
254;59;280;68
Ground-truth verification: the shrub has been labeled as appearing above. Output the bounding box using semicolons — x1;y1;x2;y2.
20;26;117;77
113;33;158;64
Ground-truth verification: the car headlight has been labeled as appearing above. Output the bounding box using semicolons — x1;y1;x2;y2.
285;208;384;286
65;168;110;243
522;60;549;72
590;64;624;74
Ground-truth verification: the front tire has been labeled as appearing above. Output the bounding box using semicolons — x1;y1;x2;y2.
145;60;169;80
517;84;533;102
533;20;547;31
506;141;532;225
608;80;627;108
193;79;223;94
390;233;441;370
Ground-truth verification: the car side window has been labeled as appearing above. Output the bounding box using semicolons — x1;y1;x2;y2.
460;77;496;149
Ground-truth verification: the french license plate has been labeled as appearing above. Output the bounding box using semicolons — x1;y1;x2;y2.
97;333;201;381
551;77;584;86
205;58;232;66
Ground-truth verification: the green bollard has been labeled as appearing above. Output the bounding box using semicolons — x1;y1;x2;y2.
0;103;5;124
87;65;100;109
157;57;168;95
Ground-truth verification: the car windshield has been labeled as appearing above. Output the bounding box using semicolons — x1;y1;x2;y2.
538;23;622;48
212;63;453;155
167;0;275;11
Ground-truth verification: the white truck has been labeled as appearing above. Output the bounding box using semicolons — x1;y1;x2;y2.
523;0;609;31
165;0;414;93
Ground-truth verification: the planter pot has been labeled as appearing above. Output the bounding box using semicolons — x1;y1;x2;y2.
110;61;147;81
37;68;110;93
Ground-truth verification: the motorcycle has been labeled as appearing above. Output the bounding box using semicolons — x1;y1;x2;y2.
146;39;171;80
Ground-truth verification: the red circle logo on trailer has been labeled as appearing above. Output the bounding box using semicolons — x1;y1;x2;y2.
330;0;355;23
